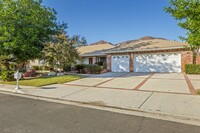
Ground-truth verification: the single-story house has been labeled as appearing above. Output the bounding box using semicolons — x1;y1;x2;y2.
104;36;195;73
77;40;114;64
28;36;199;73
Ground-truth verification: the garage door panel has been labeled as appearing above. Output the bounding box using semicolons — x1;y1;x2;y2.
134;53;181;73
112;55;130;72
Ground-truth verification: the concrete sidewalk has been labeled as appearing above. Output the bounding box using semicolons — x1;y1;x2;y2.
0;83;200;126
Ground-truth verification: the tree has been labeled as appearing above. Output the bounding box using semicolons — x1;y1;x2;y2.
0;0;62;69
71;35;87;47
164;0;200;63
42;33;81;70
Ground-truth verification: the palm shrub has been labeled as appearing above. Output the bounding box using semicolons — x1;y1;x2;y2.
0;70;15;81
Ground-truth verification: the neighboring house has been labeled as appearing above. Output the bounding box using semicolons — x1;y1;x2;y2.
105;36;193;73
77;40;114;64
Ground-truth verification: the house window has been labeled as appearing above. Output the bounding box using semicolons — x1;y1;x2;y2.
89;58;93;64
100;57;106;62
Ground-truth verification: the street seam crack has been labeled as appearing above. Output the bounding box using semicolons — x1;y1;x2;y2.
136;116;145;133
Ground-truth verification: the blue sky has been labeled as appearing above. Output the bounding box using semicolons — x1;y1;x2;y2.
42;0;186;44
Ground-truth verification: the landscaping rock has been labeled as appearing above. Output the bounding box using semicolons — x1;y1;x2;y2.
48;72;57;76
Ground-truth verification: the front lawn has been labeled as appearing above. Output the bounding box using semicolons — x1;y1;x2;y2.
0;75;84;87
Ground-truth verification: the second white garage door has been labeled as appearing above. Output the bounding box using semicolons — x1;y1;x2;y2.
134;53;181;73
112;55;130;72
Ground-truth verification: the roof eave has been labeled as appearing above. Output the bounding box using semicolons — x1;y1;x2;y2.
80;53;106;57
103;47;187;54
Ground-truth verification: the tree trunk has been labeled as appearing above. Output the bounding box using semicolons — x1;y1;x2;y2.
193;51;197;64
4;60;10;70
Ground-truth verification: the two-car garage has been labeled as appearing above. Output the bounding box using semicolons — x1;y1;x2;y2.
111;53;181;73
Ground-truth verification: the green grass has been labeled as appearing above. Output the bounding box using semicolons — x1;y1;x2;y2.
0;75;84;87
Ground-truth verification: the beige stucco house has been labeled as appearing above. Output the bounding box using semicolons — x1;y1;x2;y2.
77;40;114;64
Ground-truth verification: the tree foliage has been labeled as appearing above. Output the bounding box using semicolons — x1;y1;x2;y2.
0;0;63;68
42;33;81;69
164;0;200;61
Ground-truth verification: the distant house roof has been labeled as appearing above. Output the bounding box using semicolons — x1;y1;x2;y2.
105;36;189;54
77;40;114;57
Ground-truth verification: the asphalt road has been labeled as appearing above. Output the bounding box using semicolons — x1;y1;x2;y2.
0;93;200;133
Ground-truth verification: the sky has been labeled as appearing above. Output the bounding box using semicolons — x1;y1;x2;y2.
42;0;186;44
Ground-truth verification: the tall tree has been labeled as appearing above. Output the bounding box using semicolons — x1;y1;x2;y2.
0;0;63;69
71;35;87;47
164;0;200;63
42;33;80;70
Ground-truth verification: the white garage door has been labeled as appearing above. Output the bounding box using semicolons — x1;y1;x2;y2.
134;53;181;72
112;55;130;72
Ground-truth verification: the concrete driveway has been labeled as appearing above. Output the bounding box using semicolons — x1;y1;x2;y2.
65;72;200;95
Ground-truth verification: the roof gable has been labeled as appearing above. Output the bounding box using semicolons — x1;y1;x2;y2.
77;40;114;56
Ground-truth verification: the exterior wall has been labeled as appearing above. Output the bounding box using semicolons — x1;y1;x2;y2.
92;57;97;64
76;59;83;64
106;49;193;72
181;51;193;71
196;55;200;64
106;54;112;71
79;56;106;65
129;53;134;72
83;58;89;64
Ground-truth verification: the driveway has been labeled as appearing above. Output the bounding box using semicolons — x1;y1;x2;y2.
65;72;200;95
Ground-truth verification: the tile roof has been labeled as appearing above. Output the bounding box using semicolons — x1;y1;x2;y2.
105;36;189;53
77;40;114;56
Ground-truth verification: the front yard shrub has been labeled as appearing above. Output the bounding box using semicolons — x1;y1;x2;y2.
22;69;36;77
185;64;200;74
0;70;15;81
63;65;71;72
44;66;50;70
85;64;102;74
95;61;104;66
75;64;86;73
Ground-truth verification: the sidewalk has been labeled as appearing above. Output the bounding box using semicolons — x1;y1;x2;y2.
0;83;200;126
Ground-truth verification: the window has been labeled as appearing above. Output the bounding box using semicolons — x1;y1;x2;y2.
100;57;106;62
89;58;93;64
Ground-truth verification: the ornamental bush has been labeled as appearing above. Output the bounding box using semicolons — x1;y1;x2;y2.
0;70;15;81
185;64;200;74
85;64;102;74
75;64;86;73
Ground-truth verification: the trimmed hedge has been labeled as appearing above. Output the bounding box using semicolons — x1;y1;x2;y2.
185;64;200;74
75;64;102;74
85;64;102;74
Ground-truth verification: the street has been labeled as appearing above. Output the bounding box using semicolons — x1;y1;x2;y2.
0;93;200;133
